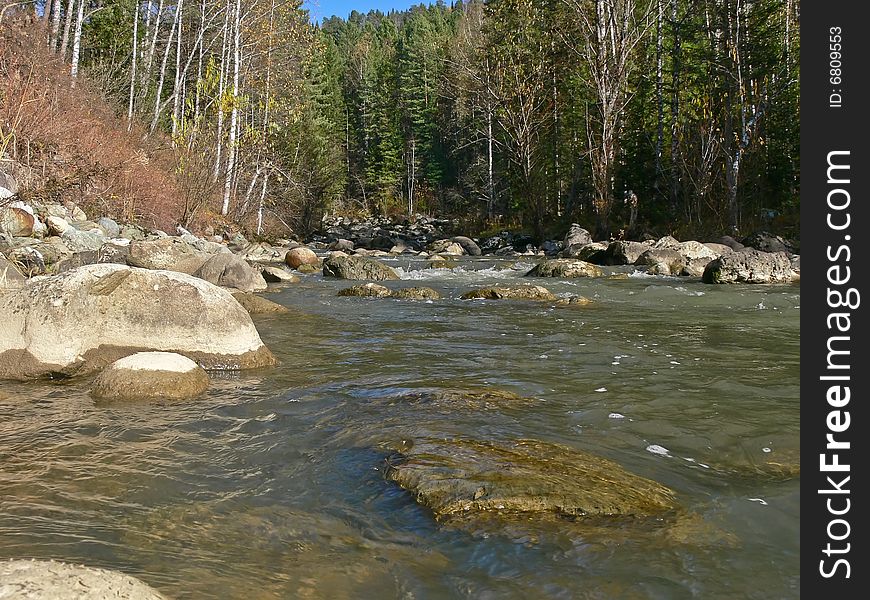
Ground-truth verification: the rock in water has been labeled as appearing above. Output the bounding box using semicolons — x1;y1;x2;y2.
91;352;210;401
391;287;441;300
231;292;291;314
386;438;677;525
451;236;482;256
602;240;651;265
285;246;319;269
461;285;556;302
0;559;168;599
702;249;798;284
260;266;300;283
525;259;603;278
563;223;593;249
193;253;268;293
337;283;393;298
323;254;400;281
0;264;276;380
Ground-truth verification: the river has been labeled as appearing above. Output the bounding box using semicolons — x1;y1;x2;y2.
0;256;800;599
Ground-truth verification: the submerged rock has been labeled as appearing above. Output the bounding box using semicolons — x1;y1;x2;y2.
555;296;594;308
386;438;677;525
0;559;167;599
525;259;603;278
0;264;276;380
323;254;400;281
461;285;556;302
91;352;210;401
702;249;798;284
391;287;441;300
382;389;534;411
337;283;393;298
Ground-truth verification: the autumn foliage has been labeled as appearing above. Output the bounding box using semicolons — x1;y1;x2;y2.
1;17;188;232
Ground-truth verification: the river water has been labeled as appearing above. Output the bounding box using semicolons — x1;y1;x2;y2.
0;257;800;599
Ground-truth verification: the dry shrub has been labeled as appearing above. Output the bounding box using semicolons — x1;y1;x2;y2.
0;17;191;232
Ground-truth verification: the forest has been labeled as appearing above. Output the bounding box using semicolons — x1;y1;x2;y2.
2;0;800;241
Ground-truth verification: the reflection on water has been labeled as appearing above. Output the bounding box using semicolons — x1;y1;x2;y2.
0;257;799;598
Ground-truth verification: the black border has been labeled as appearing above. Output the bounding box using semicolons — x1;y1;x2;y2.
801;1;868;594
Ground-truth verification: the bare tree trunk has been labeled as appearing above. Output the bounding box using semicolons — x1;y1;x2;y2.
150;0;180;133
69;0;86;81
49;0;62;51
171;0;185;139
221;0;241;216
256;171;269;236
59;0;76;60
143;0;165;89
213;0;230;182
127;3;139;129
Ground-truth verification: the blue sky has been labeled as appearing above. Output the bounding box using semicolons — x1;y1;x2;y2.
305;0;429;22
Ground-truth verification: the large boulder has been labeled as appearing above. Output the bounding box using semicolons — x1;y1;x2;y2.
61;227;106;252
563;224;593;249
428;239;465;256
285;246;319;269
0;264;276;380
702;249;798;284
742;231;797;254
525;259;603;278
452;236;482;256
461;285;556;302
0;207;34;237
635;248;685;276
237;242;286;264
0;559;168;599
386;438;677;525
97;216;121;239
0;254;26;289
127;238;208;273
677;240;719;276
193;253;268;293
91;352;210;401
601;240;651;265
561;241;608;261
260;266;300;283
322;254;400;281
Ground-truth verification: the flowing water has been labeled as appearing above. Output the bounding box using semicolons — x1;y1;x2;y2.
0;257;800;599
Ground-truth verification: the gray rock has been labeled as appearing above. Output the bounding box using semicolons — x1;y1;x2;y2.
0;264;277;380
260;266;300;283
337;283;393;298
452;236;482;256
636;248;685;275
61;227;106;252
328;239;355;252
602;240;651;265
392;286;441;300
742;231;797;254
717;235;745;252
563;223;593;248
0;559;168;599
323;255;400;281
193;252;268;293
702;249;798;284
128;238;208;273
0;253;26;289
231;292;291;314
525;259;603;278
461;285;556;302
97;216;121;238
